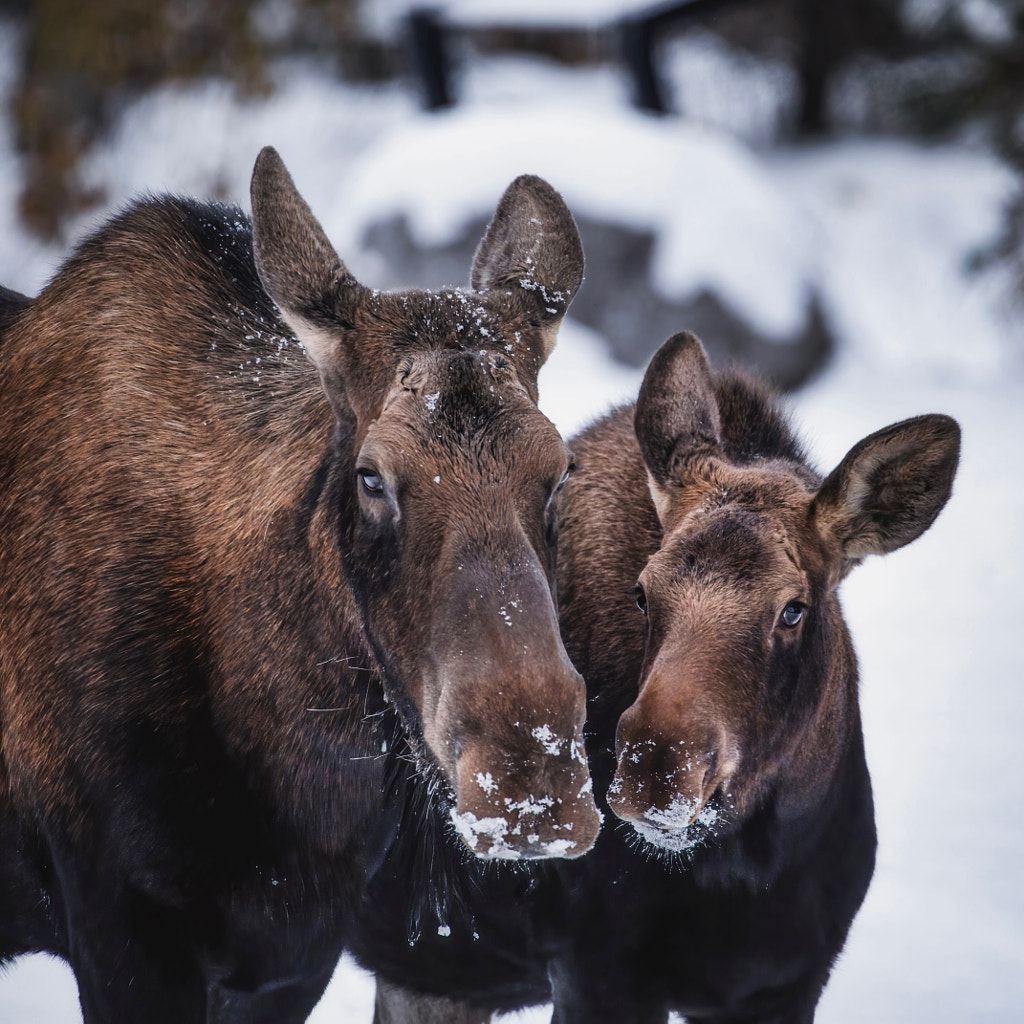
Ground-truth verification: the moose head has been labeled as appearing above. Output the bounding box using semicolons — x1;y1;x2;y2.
608;332;960;854
250;148;600;859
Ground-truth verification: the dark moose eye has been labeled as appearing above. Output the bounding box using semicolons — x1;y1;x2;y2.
357;469;384;496
634;585;648;616
780;602;804;628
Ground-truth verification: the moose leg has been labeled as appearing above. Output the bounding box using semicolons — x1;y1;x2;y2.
548;957;669;1024
550;1003;668;1024
0;813;61;960
374;977;493;1024
67;906;208;1024
698;990;820;1024
210;956;342;1024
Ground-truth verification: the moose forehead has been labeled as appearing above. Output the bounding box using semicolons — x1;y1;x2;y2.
362;347;568;485
363;287;533;357
646;462;823;597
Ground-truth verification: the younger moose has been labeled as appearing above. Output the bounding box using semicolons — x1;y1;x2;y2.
0;148;599;1023
355;332;960;1023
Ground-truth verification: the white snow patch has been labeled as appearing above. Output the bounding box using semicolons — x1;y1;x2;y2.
631;795;720;854
475;771;498;795
767;140;1022;382
503;794;555;817
538;319;644;438
531;724;563;755
540;838;578;857
449;808;520;860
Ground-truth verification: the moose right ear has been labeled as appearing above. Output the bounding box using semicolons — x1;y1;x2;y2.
812;414;961;567
471;174;584;381
634;332;722;496
250;147;384;421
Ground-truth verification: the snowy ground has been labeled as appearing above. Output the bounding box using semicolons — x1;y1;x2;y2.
1;18;1023;1023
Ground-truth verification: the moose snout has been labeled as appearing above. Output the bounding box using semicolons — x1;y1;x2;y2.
607;699;736;843
450;752;598;860
445;689;601;860
426;542;601;859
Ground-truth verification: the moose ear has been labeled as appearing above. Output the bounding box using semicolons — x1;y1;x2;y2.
471;174;584;367
812;414;961;563
251;147;380;419
634;333;722;494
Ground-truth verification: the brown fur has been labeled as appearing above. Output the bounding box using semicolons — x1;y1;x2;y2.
0;149;598;1021
346;331;961;1022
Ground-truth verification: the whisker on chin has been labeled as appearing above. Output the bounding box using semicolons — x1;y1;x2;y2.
315;653;366;667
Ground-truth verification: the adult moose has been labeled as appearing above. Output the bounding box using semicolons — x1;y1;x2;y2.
0;148;600;1023
354;332;960;1023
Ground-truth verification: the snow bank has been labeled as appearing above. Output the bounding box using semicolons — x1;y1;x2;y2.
333;101;816;342
770;140;1023;383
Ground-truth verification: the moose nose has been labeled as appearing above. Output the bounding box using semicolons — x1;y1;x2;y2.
607;696;734;832
609;757;716;830
450;718;601;860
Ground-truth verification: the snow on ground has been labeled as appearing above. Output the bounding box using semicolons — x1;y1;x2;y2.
1;23;1023;1024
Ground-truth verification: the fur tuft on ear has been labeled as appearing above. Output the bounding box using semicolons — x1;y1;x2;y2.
471;174;583;363
812;413;961;562
634;332;722;491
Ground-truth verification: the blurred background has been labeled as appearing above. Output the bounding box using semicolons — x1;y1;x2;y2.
0;1;1022;1021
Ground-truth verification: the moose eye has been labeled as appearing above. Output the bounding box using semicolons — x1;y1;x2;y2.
633;585;648;616
357;469;384;496
780;602;804;628
555;460;576;494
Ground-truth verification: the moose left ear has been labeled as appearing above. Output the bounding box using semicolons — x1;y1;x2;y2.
812;414;961;561
634;332;722;490
471;174;584;370
251;146;389;423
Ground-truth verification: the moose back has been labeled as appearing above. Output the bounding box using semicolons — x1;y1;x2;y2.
0;148;600;1023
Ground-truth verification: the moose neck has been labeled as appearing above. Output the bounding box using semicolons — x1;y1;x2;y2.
682;716;873;891
557;407;659;738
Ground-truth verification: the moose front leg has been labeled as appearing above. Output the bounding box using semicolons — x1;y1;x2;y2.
547;955;669;1024
64;897;208;1024
695;978;825;1024
374;977;493;1024
72;918;339;1024
210;957;342;1024
60;851;346;1024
